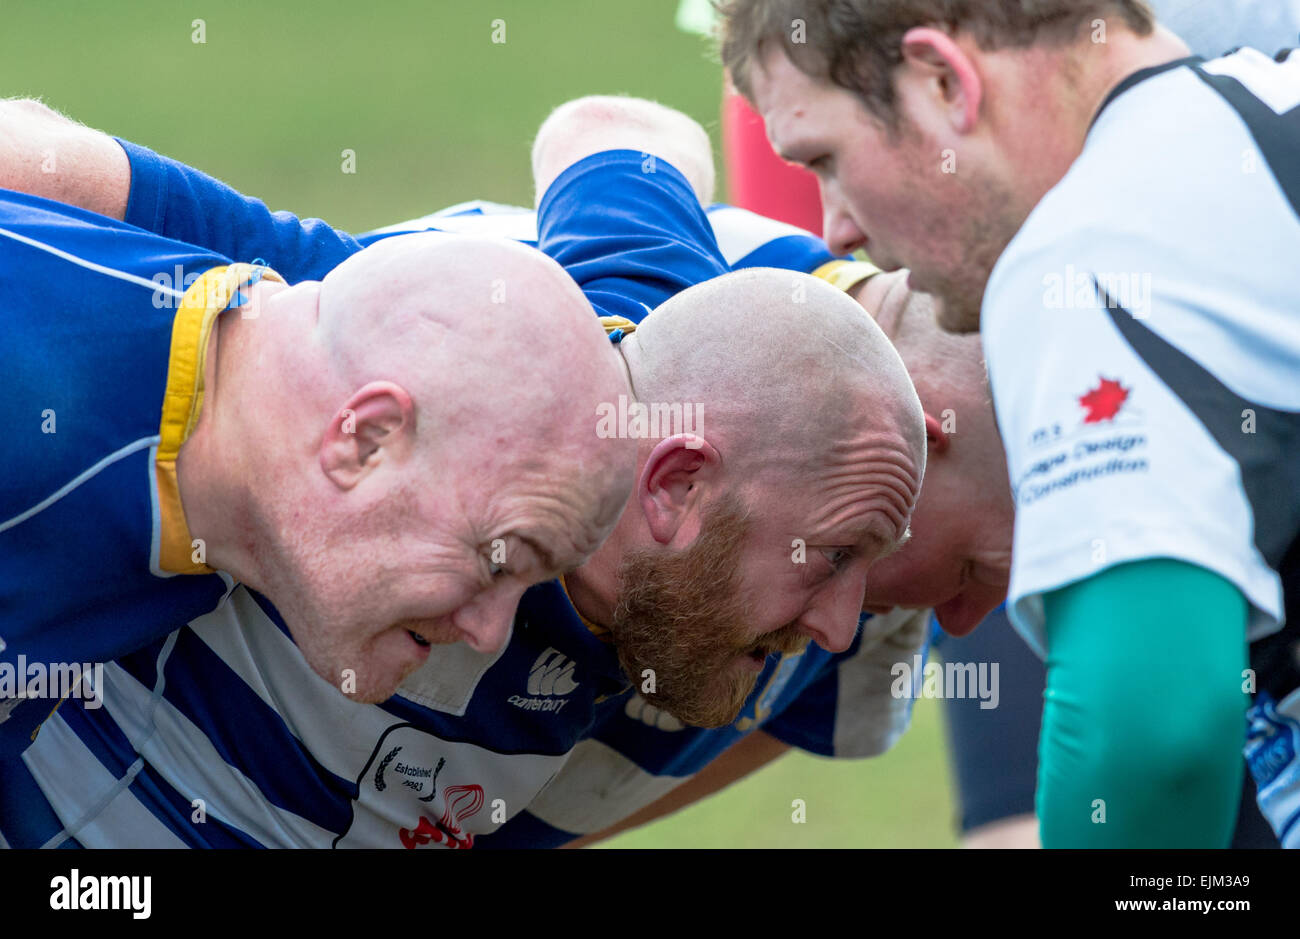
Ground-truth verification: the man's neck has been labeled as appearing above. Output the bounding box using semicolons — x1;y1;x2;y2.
563;528;627;628
1000;26;1193;217
1079;25;1194;130
174;284;278;584
568;342;641;627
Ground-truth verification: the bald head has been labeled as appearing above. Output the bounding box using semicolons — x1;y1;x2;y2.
857;269;988;408
571;266;929;690
532;95;716;207
621;267;926;485
315;231;634;519
220;230;637;702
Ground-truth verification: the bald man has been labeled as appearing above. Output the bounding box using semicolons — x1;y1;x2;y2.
0;143;635;760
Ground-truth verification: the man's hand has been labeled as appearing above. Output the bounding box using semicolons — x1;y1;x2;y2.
0;98;130;220
531;95;715;207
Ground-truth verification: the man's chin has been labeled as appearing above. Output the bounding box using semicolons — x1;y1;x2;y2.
933;293;982;335
652;666;759;729
933;582;1007;637
302;638;427;705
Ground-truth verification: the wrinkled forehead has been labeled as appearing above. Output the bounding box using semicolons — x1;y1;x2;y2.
744;426;922;553
454;441;632;566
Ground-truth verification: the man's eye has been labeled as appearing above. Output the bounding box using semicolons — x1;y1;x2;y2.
821;548;852;572
488;560;507;579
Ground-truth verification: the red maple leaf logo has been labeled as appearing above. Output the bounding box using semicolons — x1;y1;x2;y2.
1078;377;1129;423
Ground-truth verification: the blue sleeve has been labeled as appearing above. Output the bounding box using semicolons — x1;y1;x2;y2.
760;664;841;756
535;150;729;323
117;138;363;283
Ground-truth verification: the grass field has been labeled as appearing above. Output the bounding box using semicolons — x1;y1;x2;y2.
3;0;960;848
602;697;959;849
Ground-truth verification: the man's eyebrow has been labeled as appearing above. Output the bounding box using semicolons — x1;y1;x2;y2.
515;534;563;574
813;522;899;560
853;529;893;560
849;522;909;561
875;526;910;560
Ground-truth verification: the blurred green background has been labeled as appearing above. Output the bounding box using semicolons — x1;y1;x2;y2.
2;0;958;847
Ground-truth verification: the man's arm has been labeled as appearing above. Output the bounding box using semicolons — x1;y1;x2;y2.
1037;559;1248;847
0;98;361;282
565;731;791;847
0;98;129;219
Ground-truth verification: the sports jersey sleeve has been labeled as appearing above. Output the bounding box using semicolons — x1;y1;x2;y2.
763;608;930;757
701;203;840;272
1037;560;1248;847
117;138;362;282
983;242;1286;657
535;150;729;322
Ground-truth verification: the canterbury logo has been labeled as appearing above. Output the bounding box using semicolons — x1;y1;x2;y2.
526;648;579;696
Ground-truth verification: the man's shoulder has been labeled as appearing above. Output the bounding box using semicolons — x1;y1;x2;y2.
1012;49;1300;253
987;51;1300;383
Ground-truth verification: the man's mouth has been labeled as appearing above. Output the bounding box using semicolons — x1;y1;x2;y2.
742;632;808;666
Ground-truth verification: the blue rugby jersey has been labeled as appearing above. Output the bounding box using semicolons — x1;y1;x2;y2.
0;188;280;760
118;140;361;284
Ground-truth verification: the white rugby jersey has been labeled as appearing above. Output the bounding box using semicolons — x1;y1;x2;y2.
984;47;1300;656
984;46;1300;848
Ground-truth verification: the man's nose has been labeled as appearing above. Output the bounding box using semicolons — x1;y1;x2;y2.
453;584;524;654
798;565;870;653
823;194;868;257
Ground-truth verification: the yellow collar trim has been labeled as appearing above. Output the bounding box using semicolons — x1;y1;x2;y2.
155;263;285;574
599;315;638;337
811;258;883;295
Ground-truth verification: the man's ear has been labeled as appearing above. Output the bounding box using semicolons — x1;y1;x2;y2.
637;435;721;545
900;27;982;134
924;411;951;455
319;381;415;490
